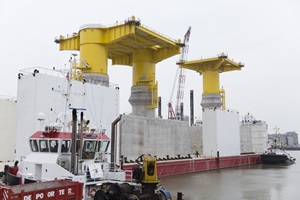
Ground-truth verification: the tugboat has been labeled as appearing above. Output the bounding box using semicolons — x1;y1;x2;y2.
0;109;173;200
261;138;296;164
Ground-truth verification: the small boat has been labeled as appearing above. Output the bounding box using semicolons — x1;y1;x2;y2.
261;148;296;164
261;138;296;164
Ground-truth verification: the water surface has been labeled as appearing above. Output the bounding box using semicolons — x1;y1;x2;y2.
160;151;300;200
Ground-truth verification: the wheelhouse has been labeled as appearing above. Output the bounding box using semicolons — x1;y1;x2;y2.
29;128;110;160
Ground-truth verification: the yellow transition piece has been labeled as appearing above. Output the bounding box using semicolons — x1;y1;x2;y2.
55;16;181;109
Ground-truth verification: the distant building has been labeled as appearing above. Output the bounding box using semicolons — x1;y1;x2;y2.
286;131;298;147
240;113;268;153
268;131;299;147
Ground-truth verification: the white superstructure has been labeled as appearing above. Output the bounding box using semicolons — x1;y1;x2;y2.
202;108;241;157
240;113;268;153
0;97;16;162
15;67;119;160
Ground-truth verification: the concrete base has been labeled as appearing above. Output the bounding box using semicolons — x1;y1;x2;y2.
201;94;222;108
119;115;202;161
128;86;155;118
83;73;109;86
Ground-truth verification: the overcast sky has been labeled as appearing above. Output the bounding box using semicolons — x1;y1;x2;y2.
1;0;300;134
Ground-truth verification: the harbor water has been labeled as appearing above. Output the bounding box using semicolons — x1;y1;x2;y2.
160;151;300;200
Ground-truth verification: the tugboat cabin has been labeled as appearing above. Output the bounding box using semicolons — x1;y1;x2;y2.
28;126;110;170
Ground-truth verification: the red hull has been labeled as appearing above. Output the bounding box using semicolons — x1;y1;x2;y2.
0;180;83;200
123;154;261;177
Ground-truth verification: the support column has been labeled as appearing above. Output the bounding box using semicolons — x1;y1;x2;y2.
80;28;109;85
201;70;222;108
129;49;156;117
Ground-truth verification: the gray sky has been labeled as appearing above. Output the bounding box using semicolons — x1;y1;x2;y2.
1;0;300;134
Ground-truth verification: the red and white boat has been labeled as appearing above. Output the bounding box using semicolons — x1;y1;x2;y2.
1;110;172;200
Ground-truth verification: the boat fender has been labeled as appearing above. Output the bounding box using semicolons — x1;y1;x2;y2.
159;188;172;200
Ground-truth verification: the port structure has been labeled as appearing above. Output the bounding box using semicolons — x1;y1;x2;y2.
179;53;244;109
55;16;181;117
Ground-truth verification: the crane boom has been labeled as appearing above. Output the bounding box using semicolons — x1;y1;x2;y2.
168;27;191;120
178;26;191;64
174;68;186;119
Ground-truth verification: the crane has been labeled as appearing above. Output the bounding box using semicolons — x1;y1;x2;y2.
168;27;191;120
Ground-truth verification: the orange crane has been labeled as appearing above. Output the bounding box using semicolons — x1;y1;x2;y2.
168;27;191;120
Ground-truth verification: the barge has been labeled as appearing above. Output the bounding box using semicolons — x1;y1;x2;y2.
0;17;266;200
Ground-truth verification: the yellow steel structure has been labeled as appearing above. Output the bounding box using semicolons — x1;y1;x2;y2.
180;53;243;108
55;16;181;109
220;86;226;110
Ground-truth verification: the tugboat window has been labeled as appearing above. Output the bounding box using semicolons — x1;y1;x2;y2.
39;140;49;152
82;141;97;159
61;140;70;153
100;141;110;152
30;140;38;152
49;140;58;153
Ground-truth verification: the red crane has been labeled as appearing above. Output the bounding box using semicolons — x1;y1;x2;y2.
168;27;191;120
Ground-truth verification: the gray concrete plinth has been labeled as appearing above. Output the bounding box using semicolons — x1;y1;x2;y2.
128;86;155;117
120;115;203;160
83;73;109;86
201;94;222;108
